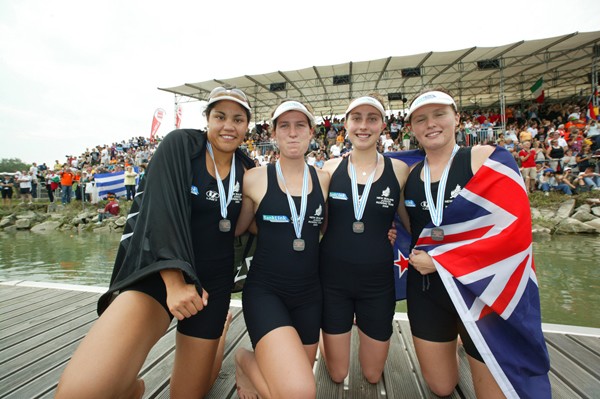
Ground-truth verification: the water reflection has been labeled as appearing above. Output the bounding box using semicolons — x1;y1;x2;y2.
0;231;118;287
533;234;600;328
0;231;598;328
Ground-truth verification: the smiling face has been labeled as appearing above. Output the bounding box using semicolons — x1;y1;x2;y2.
272;110;313;159
206;100;249;155
345;104;386;151
409;104;459;152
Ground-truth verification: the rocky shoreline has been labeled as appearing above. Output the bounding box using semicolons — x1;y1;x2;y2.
0;203;128;234
1;198;600;236
531;198;600;235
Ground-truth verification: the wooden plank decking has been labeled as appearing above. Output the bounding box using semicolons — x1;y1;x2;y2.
1;282;599;398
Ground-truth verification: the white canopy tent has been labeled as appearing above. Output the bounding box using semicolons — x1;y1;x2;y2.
159;31;600;125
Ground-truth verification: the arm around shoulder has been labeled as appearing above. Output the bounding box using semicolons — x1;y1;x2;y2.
471;144;495;174
235;167;266;236
315;168;330;199
322;157;342;177
390;158;410;188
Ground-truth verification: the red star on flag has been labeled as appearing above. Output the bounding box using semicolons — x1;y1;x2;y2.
394;249;409;275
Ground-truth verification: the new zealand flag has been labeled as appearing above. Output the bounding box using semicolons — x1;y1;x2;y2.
388;147;550;398
385;150;424;300
416;147;551;398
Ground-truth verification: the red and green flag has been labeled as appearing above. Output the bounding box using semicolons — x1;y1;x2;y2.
530;78;544;103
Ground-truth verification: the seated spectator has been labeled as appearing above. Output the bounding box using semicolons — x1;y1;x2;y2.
96;193;120;224
552;171;575;195
576;145;594;172
562;167;585;192
537;169;554;195
578;166;600;190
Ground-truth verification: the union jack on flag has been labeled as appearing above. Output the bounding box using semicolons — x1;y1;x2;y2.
413;146;550;398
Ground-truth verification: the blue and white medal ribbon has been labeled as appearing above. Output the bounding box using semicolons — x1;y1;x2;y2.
349;154;379;234
423;144;459;241
276;160;309;251
207;142;236;232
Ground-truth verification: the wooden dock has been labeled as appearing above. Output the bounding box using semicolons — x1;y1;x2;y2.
1;281;599;398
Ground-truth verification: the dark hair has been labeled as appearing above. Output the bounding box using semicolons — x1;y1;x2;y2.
203;89;251;122
204;102;251;122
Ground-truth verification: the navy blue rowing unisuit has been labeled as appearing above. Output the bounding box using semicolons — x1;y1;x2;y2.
403;147;483;362
243;163;325;348
320;155;400;341
124;147;245;339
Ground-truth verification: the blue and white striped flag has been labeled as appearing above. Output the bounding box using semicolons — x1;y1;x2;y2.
94;171;126;199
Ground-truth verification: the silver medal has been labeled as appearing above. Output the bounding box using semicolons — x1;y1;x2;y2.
219;219;231;232
293;238;305;251
431;227;444;241
352;221;365;234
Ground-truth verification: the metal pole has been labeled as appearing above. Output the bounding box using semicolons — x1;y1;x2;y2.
500;58;506;133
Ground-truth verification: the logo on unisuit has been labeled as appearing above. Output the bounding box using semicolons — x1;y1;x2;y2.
206;190;219;201
308;204;324;226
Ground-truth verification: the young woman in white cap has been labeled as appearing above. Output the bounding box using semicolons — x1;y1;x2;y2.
404;90;499;397
318;93;409;385
57;87;255;399
234;99;329;399
404;89;549;398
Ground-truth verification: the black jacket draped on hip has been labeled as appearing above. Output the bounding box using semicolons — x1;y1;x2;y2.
97;129;254;315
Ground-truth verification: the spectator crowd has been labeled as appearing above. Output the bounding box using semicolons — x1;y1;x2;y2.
2;98;599;208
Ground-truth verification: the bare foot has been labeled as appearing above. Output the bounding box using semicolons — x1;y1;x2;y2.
235;350;259;399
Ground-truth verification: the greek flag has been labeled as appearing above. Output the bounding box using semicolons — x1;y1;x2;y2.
94;171;126;199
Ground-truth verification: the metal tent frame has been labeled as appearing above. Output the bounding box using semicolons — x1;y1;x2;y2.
159;31;600;129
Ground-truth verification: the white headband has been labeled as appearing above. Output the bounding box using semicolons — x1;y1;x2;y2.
271;101;315;126
407;91;457;119
345;96;386;120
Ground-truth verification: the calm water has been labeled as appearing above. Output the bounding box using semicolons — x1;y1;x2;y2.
0;231;598;328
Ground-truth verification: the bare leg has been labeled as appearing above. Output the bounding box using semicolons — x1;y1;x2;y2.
210;310;233;384
55;291;170;399
170;332;221;399
468;355;506;399
319;330;351;383
235;341;317;399
412;336;459;397
357;328;390;384
235;348;261;399
237;327;316;399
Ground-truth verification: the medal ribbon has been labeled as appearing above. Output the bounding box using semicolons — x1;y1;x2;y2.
349;153;379;222
423;144;459;227
276;160;308;240
206;142;236;220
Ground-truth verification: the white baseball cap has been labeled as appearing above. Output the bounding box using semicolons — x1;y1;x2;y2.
345;96;386;120
271;101;315;126
407;91;457;120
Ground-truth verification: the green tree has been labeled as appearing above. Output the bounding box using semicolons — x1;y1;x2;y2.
0;158;30;173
